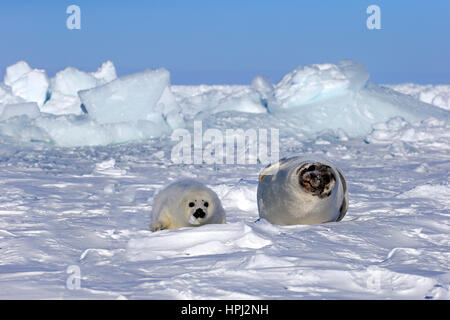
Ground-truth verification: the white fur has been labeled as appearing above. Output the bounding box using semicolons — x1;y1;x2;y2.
150;179;226;231
257;156;348;225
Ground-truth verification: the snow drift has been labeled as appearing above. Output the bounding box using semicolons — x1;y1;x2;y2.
0;60;448;147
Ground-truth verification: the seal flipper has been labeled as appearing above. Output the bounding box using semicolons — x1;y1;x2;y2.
335;168;348;222
150;221;165;232
150;209;172;232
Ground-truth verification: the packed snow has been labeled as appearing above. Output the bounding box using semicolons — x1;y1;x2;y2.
0;60;449;299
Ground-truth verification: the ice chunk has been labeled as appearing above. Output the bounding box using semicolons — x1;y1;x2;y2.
385;83;450;111
274;61;369;109
0;66;174;147
0;115;50;144
42;61;118;116
11;69;49;107
0;83;25;106
1;60;448;147
252;75;274;97
4;61;32;86
366;116;450;145
212;88;267;114
251;76;275;111
0;102;40;121
79;68;170;124
50;62;117;97
50;67;98;97
172;85;268;116
3;61;50;107
0;111;171;147
91;61;117;84
338;60;371;91
40;91;82;115
93;158;126;176
33;114;170;147
156;87;185;129
42;66;98;116
269;61;449;137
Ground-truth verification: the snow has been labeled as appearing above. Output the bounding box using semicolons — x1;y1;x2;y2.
0;59;449;299
127;222;272;261
397;183;450;209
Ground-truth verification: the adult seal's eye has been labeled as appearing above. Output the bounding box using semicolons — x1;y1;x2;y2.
204;201;209;207
189;202;195;207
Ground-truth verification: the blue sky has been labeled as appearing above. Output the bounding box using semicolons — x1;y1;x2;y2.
0;0;448;84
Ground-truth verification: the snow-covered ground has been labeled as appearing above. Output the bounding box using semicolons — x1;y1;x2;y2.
0;60;449;299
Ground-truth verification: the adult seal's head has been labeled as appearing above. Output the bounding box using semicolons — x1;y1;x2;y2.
150;179;226;232
257;156;348;225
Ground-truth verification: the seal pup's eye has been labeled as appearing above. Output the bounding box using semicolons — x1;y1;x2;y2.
204;201;209;207
189;202;195;207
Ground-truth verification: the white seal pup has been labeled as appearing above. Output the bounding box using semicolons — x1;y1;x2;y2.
257;156;348;225
150;179;226;231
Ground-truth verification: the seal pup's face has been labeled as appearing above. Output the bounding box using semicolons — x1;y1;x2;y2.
296;162;336;198
182;191;213;225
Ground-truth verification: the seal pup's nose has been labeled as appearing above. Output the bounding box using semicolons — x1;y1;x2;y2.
193;208;206;219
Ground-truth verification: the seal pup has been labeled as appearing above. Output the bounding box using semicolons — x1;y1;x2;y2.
150;179;226;231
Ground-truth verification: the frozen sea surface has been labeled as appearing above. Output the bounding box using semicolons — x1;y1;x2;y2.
0;60;449;299
0;123;448;299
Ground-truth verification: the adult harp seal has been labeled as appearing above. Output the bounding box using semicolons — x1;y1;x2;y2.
257;156;348;225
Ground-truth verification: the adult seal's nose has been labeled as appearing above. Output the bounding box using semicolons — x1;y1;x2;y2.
193;208;206;219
